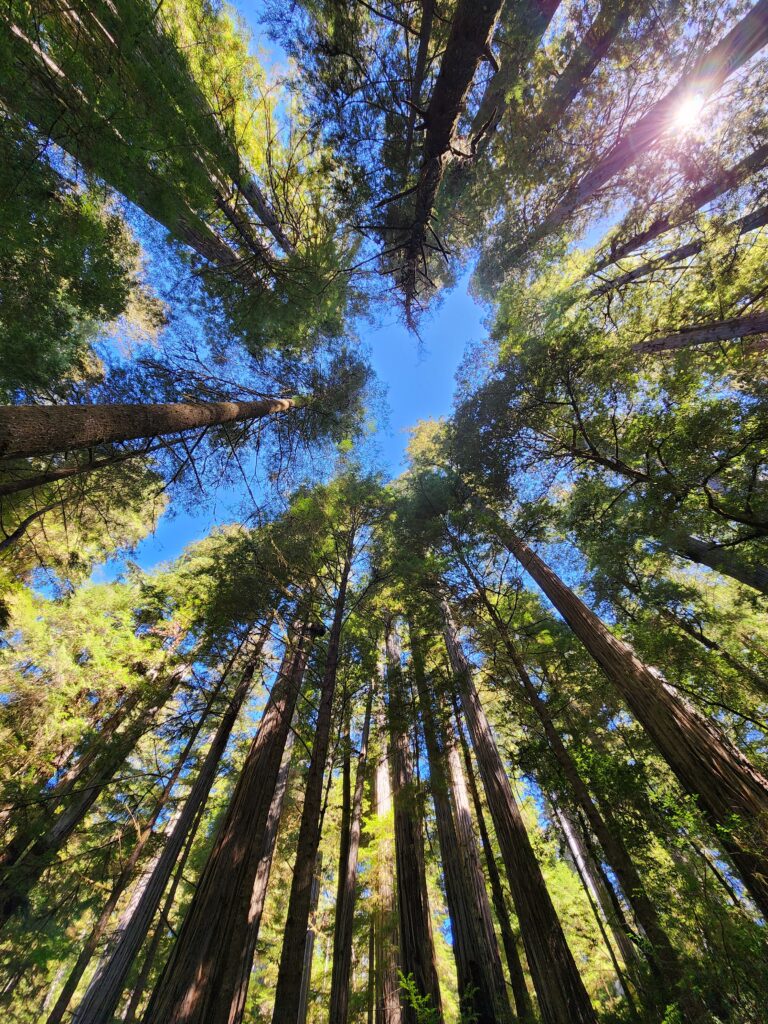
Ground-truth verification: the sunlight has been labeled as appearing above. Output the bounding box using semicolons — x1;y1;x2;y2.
673;90;706;129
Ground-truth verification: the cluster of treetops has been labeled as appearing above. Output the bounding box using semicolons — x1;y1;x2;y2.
0;0;767;1021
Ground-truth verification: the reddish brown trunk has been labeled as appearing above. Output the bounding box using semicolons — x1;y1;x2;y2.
0;397;298;460
385;617;443;1022
271;536;355;1024
453;710;535;1023
410;624;512;1024
373;705;402;1024
72;628;272;1024
500;528;768;916
440;595;597;1024
142;617;321;1024
329;684;374;1024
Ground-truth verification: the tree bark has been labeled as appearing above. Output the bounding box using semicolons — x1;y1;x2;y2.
589;201;768;297
632;310;768;354
498;526;768;917
71;628;272;1024
329;683;374;1024
453;710;535;1023
141;616;321;1024
512;0;768;260
296;853;324;1024
439;594;597;1024
410;623;512;1024
593;141;768;271
271;534;355;1024
373;704;402;1024
385;616;443;1023
0;397;299;461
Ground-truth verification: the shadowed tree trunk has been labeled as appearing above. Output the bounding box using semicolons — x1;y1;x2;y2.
297;853;324;1024
373;704;401;1024
329;682;374;1024
632;311;768;354
271;531;356;1024
0;396;300;461
453;709;535;1022
496;525;768;917
409;623;512;1024
385;615;443;1023
592;141;768;271
511;0;768;260
439;594;597;1024
141;615;322;1024
71;625;273;1024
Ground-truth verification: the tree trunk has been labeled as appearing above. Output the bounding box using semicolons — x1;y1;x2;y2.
329;683;374;1024
589;201;768;296
410;624;512;1024
672;533;768;597
439;594;597;1024
70;629;271;1024
271;535;355;1024
385;616;443;1023
512;0;768;259
401;0;504;306
632;310;768;354
534;0;637;132
500;527;768;916
373;706;402;1024
296;853;324;1024
0;397;299;461
141;616;321;1024
453;709;535;1023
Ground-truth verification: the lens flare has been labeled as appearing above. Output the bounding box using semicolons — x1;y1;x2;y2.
673;91;706;129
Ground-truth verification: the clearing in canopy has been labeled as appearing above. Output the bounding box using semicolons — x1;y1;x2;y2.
2;1;768;1021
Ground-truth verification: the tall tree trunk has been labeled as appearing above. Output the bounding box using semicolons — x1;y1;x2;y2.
373;705;402;1024
589;201;768;296
672;533;768;597
141;615;321;1024
409;624;512;1024
632;310;768;355
592;141;768;271
449;541;683;1006
439;594;597;1024
71;626;274;1024
0;397;299;461
271;534;355;1024
498;526;768;916
297;853;324;1024
384;616;443;1023
453;709;535;1023
511;0;768;260
329;683;374;1024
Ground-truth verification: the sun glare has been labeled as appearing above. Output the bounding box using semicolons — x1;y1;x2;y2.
673;91;706;129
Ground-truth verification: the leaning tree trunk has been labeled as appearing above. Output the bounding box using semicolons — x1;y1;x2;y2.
439;595;597;1024
385;616;443;1024
450;542;683;1009
453;709;535;1023
0;396;300;460
329;683;374;1024
410;623;512;1024
71;625;273;1024
373;705;402;1024
141;614;322;1024
498;527;768;917
632;310;768;355
271;533;355;1024
510;0;768;261
592;140;768;271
